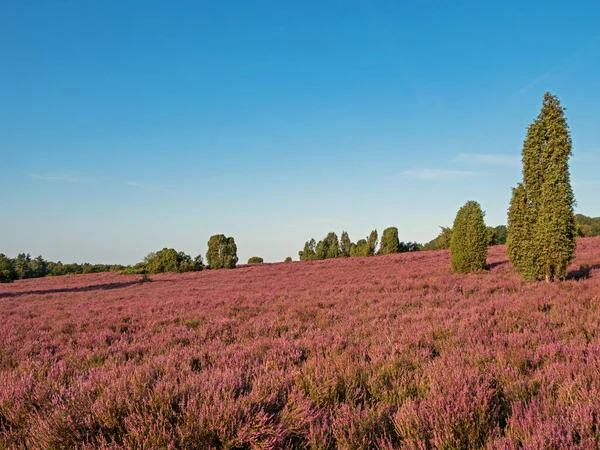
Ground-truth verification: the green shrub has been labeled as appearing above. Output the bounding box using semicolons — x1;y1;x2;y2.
450;201;487;273
121;249;202;275
248;256;264;264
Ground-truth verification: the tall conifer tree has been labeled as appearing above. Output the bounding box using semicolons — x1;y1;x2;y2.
507;93;576;281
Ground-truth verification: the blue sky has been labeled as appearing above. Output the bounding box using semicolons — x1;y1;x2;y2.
1;0;599;264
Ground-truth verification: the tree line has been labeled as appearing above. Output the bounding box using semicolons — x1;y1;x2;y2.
298;223;509;262
0;234;240;283
298;228;420;261
0;253;125;283
575;214;600;237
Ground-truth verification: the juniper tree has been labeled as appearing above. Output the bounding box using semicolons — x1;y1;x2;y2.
507;184;538;280
379;227;400;254
507;93;576;281
450;201;487;273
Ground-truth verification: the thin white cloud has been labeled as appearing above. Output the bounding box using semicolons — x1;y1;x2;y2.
510;42;596;100
402;169;484;181
125;180;176;194
29;173;78;183
454;153;520;167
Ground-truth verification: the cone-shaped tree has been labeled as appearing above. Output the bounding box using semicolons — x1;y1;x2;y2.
379;227;400;254
507;93;576;281
507;183;539;280
450;201;487;273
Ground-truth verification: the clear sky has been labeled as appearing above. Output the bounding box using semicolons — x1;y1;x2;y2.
1;0;599;264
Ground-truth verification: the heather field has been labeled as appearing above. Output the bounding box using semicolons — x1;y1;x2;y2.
1;239;600;449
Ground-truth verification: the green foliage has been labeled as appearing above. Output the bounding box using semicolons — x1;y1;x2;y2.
486;226;496;247
576;214;600;237
423;227;452;251
145;248;203;274
206;235;238;269
507;93;576;281
0;253;16;283
507;184;538;280
284;256;293;263
300;228;406;260
346;230;380;257
492;225;507;245
350;239;369;257
0;253;125;280
399;241;422;252
121;249;202;275
450;201;487;273
340;231;352;257
315;232;341;260
367;229;378;255
379;227;400;254
13;253;32;280
299;239;317;261
247;256;264;264
119;264;147;275
28;255;48;278
485;225;508;247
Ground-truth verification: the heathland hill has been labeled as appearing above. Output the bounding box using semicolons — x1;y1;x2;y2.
1;238;600;448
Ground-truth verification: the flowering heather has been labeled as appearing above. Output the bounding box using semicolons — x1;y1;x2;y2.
1;238;600;449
